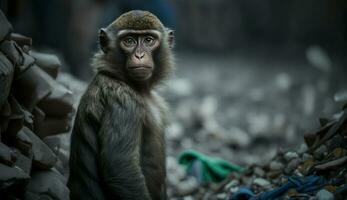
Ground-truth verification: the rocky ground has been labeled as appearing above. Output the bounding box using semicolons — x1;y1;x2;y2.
164;50;347;199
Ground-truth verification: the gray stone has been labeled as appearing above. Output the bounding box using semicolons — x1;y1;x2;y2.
167;78;193;97
23;127;57;169
25;192;54;200
0;142;12;166
13;64;52;112
10;33;32;47
56;73;87;103
306;45;332;72
0;163;30;190
314;145;328;160
225;180;239;190
16;128;33;156
4;97;25;140
0;40;24;66
226;127;251;148
269;161;284;171
17;51;35;74
32;107;45;134
285;158;301;174
302;153;313;161
297;143;308;154
29;51;61;79
0;98;11;116
183;196;194;200
43;135;62;153
35;115;72;138
167;156;186;186
284;151;299;161
0;52;14;108
253;167;265;177
13;149;32;174
166;122;184;140
175;176;199;196
253;178;271;188
26;170;69;200
316;189;334;200
216;193;227;199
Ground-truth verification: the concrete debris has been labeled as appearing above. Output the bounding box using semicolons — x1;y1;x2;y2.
316;189;334;200
0;10;74;200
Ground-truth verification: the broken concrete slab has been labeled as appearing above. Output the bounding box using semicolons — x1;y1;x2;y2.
38;83;74;117
12;149;32;174
0;51;14;107
35;116;72;139
10;33;32;47
0;40;24;66
16;128;33;156
25;170;69;200
13;64;53;112
29;51;61;79
0;163;29;192
0;142;13;166
22;127;57;170
3;97;25;144
16;51;36;74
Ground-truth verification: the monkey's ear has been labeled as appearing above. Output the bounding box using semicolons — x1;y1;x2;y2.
98;28;109;53
166;28;174;49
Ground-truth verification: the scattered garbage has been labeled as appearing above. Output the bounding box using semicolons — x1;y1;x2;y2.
178;149;244;183
189;101;347;199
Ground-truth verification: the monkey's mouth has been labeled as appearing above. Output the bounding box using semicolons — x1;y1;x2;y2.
128;66;153;80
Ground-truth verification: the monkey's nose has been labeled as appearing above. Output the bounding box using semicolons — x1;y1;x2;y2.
135;52;145;60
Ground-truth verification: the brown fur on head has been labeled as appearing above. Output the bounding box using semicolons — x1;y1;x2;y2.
92;10;174;92
111;10;165;31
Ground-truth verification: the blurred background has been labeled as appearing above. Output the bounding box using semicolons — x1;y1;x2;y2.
2;0;347;163
1;0;347;196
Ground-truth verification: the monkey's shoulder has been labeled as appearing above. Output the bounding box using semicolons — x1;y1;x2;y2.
79;73;146;119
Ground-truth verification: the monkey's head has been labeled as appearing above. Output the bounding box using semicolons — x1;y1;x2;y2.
94;10;174;87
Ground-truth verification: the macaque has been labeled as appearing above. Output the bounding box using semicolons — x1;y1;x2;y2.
68;10;174;200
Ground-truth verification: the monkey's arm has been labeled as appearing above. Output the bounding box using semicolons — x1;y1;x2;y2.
98;103;151;199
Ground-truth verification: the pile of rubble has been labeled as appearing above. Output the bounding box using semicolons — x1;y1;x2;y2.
0;10;74;200
164;50;347;199
197;101;347;200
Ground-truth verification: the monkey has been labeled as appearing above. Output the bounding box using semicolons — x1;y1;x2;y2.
67;10;174;200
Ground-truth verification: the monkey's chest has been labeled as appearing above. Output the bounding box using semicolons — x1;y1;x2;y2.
145;100;163;127
140;97;167;198
140;100;166;170
141;101;165;153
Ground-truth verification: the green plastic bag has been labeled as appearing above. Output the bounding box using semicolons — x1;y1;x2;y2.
178;149;244;183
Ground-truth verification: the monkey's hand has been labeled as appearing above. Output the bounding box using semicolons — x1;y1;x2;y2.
98;102;151;200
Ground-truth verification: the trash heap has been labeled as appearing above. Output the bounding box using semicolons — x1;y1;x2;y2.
0;10;74;200
206;102;347;200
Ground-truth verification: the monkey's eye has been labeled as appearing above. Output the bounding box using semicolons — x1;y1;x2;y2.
144;36;155;46
122;37;136;47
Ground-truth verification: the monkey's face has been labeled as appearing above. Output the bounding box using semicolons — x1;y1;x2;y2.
118;30;161;81
98;10;174;85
